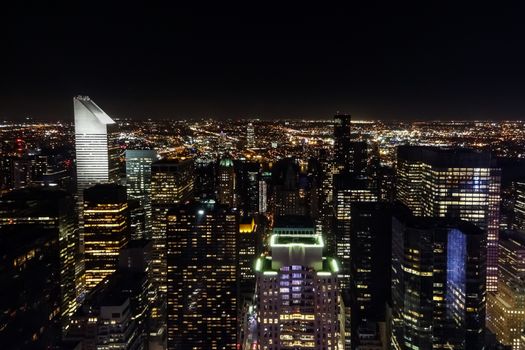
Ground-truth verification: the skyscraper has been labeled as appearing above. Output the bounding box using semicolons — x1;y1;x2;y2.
64;268;146;350
217;157;236;207
0;188;77;347
396;146;501;291
513;181;525;230
166;200;237;349
125;149;158;237
272;158;309;217
333;114;367;176
333;114;352;175
236;160;260;214
150;158;194;293
254;229;343;349
446;223;486;349
391;205;486;350
247;122;255;148
333;176;377;288
83;184;129;291
238;216;258;298
487;230;525;349
74;95;119;200
149;158;194;343
349;201;391;348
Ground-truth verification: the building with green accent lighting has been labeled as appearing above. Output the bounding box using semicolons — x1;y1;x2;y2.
254;224;343;349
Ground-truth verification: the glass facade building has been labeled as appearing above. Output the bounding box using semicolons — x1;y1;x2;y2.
487;230;525;349
83;184;129;291
0;188;77;347
125;149;158;239
396;146;501;291
391;205;486;350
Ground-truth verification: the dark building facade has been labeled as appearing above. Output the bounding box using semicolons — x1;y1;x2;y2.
0;188;77;349
350;201;391;349
166;200;238;349
396;146;500;292
391;205;486;350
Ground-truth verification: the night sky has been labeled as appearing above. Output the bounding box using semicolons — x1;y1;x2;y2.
2;3;525;121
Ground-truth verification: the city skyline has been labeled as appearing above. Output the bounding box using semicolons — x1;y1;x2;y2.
3;4;525;350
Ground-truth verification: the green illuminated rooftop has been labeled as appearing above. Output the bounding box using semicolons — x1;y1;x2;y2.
270;234;324;247
274;236;317;245
219;158;234;167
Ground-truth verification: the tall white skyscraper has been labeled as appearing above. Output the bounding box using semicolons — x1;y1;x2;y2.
74;95;119;193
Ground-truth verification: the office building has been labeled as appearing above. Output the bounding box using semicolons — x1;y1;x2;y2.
247;122;255;148
272;158;309;217
236;160;260;214
74;96;119;192
125;149;158;237
217;157;236;207
349;202;391;348
391;206;486;350
166;200;237;349
514;181;525;230
238;216;258;297
0;188;77;347
446;221;486;349
74;96;119;226
65;271;146;350
150;158;194;293
259;175;268;213
273;215;316;236
194;158;216;200
487;230;525;349
83;184;129;291
254;231;343;349
333;114;367;176
333;175;377;288
396;146;501;291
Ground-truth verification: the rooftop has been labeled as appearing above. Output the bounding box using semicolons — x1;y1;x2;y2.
270;234;323;247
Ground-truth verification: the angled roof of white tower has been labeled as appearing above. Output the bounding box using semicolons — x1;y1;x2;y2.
74;95;115;126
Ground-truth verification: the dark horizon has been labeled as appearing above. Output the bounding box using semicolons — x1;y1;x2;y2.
2;3;525;121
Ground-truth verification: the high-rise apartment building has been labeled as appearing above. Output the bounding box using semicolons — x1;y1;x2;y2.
166;200;237;349
254;230;343;350
0;188;77;347
83;184;129;291
487;230;525;349
125;149;158;238
396;146;501;291
391;206;486;350
217;157;236;207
